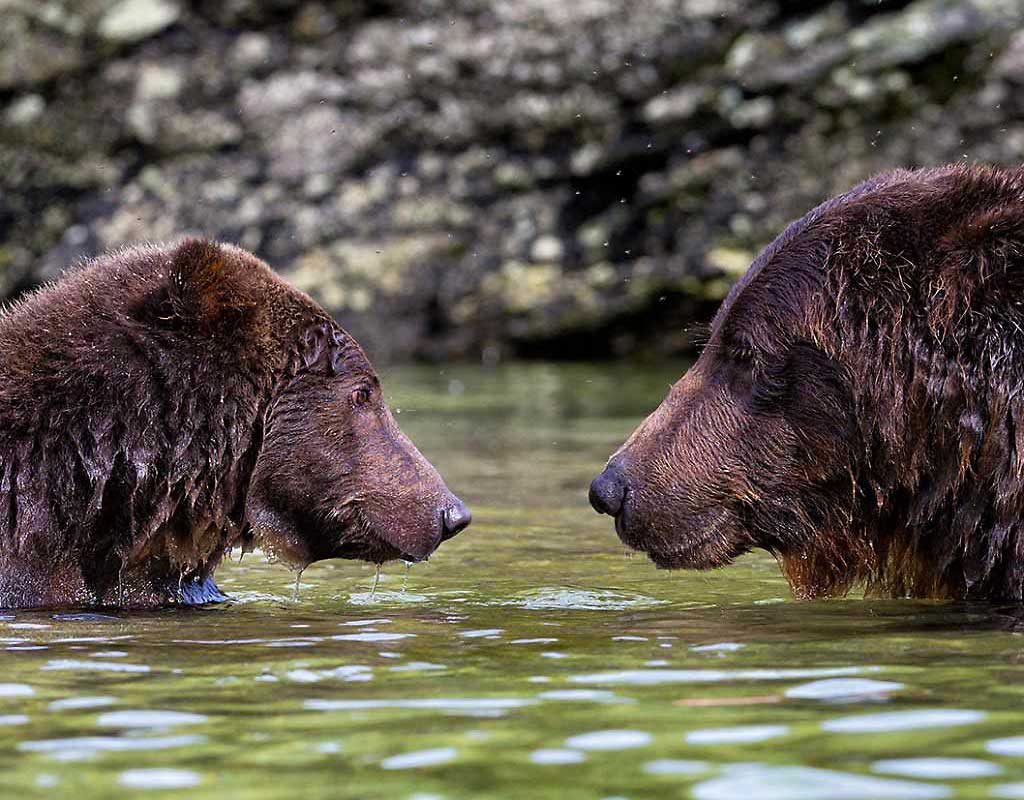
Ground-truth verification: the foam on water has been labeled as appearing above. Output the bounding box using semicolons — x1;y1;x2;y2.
505;588;666;611
348;591;428;605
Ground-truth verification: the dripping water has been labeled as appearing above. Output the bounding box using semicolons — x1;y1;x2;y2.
370;564;382;600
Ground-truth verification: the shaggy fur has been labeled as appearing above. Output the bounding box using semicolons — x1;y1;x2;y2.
591;164;1024;600
0;239;468;609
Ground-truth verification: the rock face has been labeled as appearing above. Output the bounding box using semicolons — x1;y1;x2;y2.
2;0;1024;361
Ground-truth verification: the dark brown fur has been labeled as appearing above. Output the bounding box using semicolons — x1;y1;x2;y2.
0;239;468;609
591;164;1024;600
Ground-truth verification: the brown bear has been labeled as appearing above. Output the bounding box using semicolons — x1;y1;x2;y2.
0;238;471;609
590;164;1024;600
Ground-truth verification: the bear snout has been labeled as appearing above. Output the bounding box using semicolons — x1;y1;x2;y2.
441;498;472;541
386;497;472;562
589;462;629;517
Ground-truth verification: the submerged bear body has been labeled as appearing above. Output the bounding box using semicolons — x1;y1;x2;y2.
0;239;469;609
591;164;1024;600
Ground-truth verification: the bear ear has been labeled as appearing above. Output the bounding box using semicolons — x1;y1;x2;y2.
167;237;251;327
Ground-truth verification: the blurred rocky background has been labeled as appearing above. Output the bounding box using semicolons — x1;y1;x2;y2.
2;0;1024;361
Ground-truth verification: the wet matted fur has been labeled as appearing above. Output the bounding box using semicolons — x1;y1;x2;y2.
0;239;467;609
592;164;1024;600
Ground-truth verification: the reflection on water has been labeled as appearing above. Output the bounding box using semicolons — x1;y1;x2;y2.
1;363;1024;797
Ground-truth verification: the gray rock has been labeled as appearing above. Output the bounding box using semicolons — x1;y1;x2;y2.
97;0;180;42
848;0;1015;71
4;0;1024;360
0;4;87;89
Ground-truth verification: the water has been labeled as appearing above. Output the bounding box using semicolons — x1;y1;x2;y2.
4;362;1024;798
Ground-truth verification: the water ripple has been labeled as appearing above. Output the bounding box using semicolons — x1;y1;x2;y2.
48;697;116;711
686;725;789;745
644;759;710;775
19;734;205;755
571;667;872;685
381;747;458;769
538;690;626;703
530;748;586;765
785;678;905;702
96;711;208;728
564;730;652;751
331;632;415;642
871;758;1002;779
119;769;201;789
822;709;986;734
987;736;1024;756
692;765;951;800
40;660;150;674
305;697;535;715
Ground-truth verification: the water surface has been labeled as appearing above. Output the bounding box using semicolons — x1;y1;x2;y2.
3;363;1024;799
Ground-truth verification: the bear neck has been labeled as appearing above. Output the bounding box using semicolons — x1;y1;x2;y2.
807;237;1024;600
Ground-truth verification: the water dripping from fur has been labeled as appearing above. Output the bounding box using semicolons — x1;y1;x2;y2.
370;564;382;600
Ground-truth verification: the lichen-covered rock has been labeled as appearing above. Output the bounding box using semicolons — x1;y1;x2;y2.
3;0;1024;360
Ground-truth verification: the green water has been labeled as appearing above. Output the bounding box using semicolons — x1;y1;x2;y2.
4;363;1024;799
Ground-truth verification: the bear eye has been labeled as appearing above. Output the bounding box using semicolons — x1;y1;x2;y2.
350;387;372;407
728;341;755;365
750;362;790;410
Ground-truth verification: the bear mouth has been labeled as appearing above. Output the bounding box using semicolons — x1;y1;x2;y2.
331;507;441;565
644;541;732;570
327;531;435;566
614;504;743;570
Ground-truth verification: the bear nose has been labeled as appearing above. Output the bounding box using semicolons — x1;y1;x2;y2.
589;464;627;516
441;498;472;540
